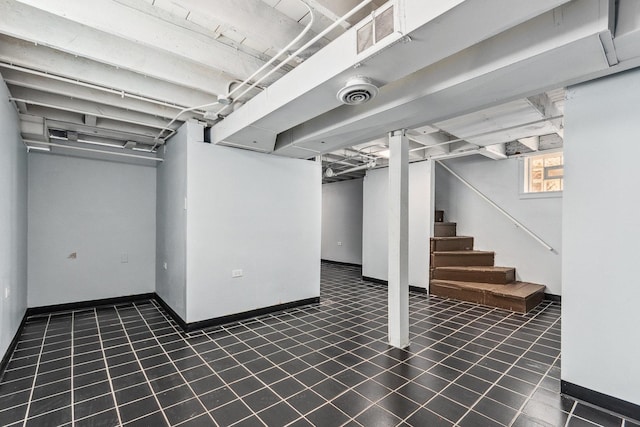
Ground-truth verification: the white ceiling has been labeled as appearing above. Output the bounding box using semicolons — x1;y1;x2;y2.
0;0;385;160
2;0;640;174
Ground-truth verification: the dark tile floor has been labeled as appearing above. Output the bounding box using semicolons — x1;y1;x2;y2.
1;263;637;426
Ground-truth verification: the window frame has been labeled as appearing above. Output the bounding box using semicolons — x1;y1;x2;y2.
518;150;564;199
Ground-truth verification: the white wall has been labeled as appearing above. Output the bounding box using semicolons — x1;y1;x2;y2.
0;77;28;359
185;142;321;323
562;69;640;406
362;161;433;289
156;122;193;320
322;179;363;265
435;156;562;295
28;154;156;307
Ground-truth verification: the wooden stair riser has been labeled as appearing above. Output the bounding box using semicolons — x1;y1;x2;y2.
434;222;456;237
430;282;485;305
430;280;545;314
431;252;494;267
432;267;515;284
485;292;545;314
430;237;474;252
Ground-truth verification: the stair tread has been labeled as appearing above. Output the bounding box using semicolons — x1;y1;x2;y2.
431;236;473;241
492;282;546;298
433;250;494;255
435;266;514;273
431;279;545;298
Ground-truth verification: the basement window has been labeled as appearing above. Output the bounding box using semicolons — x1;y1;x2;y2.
521;151;563;197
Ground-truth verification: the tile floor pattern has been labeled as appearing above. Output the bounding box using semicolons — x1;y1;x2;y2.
1;263;638;427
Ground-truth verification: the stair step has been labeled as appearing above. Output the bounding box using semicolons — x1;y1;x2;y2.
430;280;546;313
434;210;444;223
430;236;474;252
434;222;456;237
431;251;494;267
433;266;515;284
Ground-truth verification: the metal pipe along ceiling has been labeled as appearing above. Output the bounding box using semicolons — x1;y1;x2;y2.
152;0;317;149
211;0;375;118
0;62;199;113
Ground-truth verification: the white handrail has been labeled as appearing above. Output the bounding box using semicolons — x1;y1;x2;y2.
437;161;555;253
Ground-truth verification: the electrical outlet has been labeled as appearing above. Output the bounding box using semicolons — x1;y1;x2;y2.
232;269;243;278
337;241;342;246
163;262;168;270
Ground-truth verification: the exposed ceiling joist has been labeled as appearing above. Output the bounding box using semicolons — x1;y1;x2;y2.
434;99;561;147
12;0;283;85
2;68;185;120
0;36;218;107
8;86;176;131
22;105;164;139
0;1;235;94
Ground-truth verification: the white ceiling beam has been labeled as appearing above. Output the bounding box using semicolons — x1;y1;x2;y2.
12;0;281;84
0;1;234;95
526;93;564;134
214;0;571;151
2;68;185;120
273;0;611;156
0;36;218;106
8;86;175;131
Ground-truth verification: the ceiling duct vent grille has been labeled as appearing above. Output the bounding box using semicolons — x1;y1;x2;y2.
357;4;394;54
337;76;379;105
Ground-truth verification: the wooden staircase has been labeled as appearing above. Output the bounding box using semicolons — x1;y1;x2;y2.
430;211;546;313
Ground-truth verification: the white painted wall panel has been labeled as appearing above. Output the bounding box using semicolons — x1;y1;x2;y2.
362;161;432;288
562;69;640;406
0;77;27;359
435;156;562;295
28;154;156;307
156;122;194;320
321;179;363;265
185;143;321;323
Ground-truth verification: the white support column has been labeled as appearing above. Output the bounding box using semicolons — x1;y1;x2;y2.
388;129;410;349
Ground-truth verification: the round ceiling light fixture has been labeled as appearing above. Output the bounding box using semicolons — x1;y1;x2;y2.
337;76;379;105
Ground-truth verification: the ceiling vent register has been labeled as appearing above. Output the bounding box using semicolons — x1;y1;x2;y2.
337;76;379;105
